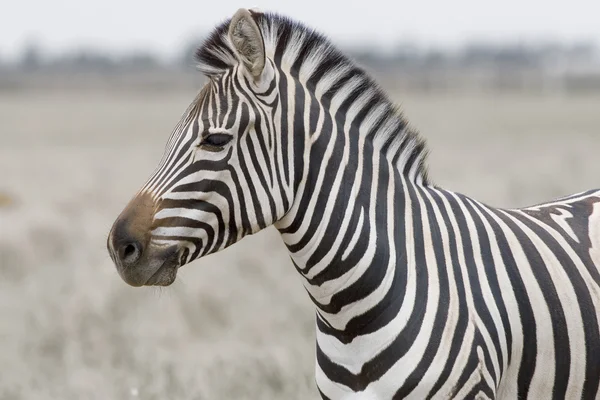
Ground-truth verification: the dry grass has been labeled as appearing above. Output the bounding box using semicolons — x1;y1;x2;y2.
0;88;599;399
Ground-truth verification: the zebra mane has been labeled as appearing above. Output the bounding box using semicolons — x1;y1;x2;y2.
195;11;430;185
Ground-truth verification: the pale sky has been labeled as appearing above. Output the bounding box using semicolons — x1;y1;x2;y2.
2;0;600;60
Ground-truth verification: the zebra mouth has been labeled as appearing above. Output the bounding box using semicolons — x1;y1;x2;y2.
143;247;181;286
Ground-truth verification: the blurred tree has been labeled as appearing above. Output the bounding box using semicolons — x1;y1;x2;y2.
19;38;43;71
121;52;160;71
51;49;116;72
179;36;205;71
568;42;597;61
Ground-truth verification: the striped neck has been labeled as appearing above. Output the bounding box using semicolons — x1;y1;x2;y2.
275;139;420;341
196;11;435;339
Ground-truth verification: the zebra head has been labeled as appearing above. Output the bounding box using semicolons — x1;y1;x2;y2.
108;9;292;286
108;9;429;287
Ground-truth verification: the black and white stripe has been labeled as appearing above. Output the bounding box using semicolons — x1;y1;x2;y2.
133;10;600;399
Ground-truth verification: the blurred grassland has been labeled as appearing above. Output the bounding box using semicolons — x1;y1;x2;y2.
0;84;599;399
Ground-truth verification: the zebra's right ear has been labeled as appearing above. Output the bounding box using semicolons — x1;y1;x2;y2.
228;8;266;80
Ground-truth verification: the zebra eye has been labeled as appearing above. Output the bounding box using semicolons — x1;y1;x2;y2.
200;133;233;149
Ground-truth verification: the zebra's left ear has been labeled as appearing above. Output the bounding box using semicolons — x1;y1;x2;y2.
228;9;266;80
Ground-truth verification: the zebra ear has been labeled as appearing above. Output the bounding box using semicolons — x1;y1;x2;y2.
228;9;266;79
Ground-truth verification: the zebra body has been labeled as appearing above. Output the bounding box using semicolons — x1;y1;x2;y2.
305;186;600;399
107;9;600;399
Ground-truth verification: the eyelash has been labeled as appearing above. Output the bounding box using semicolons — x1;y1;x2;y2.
199;133;233;150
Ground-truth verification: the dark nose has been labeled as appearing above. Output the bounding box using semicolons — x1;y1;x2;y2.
108;191;156;280
116;238;143;267
108;219;145;268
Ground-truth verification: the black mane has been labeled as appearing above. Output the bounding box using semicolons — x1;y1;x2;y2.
195;11;430;184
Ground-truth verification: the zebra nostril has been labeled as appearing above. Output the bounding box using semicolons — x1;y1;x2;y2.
118;241;142;266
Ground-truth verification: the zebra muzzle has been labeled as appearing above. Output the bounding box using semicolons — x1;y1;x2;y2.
108;192;181;286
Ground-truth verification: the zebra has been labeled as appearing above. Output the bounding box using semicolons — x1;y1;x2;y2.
107;8;600;399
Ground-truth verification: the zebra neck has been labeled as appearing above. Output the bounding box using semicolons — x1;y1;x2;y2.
277;161;422;340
